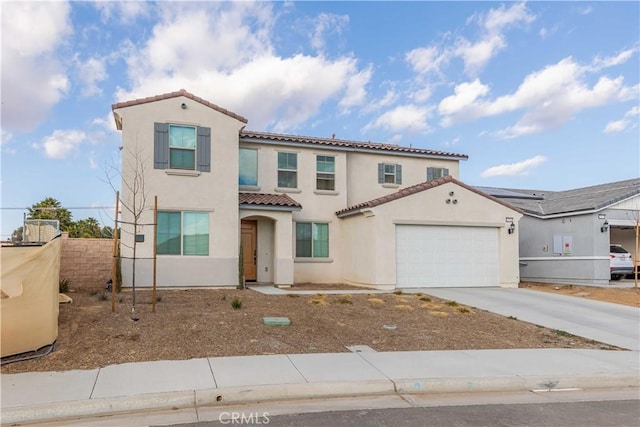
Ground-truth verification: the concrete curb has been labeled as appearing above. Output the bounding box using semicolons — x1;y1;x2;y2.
2;375;638;425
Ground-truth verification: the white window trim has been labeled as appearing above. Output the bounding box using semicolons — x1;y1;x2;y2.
316;155;336;191
383;163;396;184
169;125;197;171
277;151;298;190
165;170;201;177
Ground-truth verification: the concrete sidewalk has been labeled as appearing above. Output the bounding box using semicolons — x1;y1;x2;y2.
2;349;639;425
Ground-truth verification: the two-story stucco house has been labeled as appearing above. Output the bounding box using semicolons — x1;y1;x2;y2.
112;90;523;290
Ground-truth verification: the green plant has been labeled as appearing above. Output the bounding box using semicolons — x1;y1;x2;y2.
555;329;575;337
445;300;459;307
231;298;242;310
59;278;70;293
393;290;403;295
418;296;431;302
507;315;518;320
238;245;245;290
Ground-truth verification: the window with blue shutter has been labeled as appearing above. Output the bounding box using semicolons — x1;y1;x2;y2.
427;167;449;181
378;163;402;184
154;123;211;172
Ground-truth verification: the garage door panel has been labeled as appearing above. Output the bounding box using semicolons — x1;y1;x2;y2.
396;225;499;288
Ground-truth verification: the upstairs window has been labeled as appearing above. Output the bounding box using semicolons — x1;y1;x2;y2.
239;148;258;186
296;222;329;258
378;163;402;185
154;123;211;172
427;167;449;181
277;152;297;188
316;155;335;190
169;125;196;169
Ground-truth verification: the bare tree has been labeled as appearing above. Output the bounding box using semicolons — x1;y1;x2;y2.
105;145;149;320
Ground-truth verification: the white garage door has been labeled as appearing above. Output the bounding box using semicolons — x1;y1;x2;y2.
396;225;499;288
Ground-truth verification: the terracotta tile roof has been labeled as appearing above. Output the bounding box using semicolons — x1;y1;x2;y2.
111;89;248;123
240;130;468;159
239;192;302;209
336;175;523;217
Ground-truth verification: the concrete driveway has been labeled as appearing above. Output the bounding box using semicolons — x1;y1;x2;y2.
420;288;640;351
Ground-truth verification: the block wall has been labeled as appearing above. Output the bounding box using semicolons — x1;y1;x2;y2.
59;233;113;290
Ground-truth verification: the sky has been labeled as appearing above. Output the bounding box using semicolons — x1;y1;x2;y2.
1;1;639;239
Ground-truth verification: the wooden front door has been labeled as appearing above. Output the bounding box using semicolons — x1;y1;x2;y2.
241;220;257;281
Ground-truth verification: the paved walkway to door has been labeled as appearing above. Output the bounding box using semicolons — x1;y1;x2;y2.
416;288;640;351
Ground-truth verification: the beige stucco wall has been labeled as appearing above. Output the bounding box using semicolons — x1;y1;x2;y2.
114;96;245;287
341;182;522;288
346;152;461;206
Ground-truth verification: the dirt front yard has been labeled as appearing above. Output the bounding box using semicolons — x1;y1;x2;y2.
1;285;625;374
520;282;640;307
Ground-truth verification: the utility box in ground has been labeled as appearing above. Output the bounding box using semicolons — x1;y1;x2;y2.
1;238;61;357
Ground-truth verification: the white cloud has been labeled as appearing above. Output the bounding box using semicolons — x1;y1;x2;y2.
406;2;534;77
311;13;349;53
39;130;87;159
1;2;72;132
590;47;637;71
1;129;16;154
76;57;107;97
93;1;150;24
92;112;119;134
604;106;640;133
481;155;547;178
338;65;373;112
439;56;639;137
115;2;367;132
363;104;432;134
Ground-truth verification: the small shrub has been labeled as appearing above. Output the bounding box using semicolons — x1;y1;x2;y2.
418;296;432;302
231;298;242;310
457;306;473;314
507;315;518;320
287;294;300;298
59;278;70;293
309;299;328;306
156;295;162;303
393;290;403;295
97;291;108;301
555;329;575;338
445;300;459;307
368;298;385;305
429;311;449;317
221;295;227;301
394;304;413;310
336;297;352;305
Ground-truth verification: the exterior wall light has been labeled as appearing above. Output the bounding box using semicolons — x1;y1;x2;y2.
600;220;609;233
181;103;187;109
508;222;516;234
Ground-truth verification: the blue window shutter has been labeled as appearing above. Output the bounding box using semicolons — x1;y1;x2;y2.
443;168;449;177
378;163;384;183
196;126;211;172
154;123;169;169
427;167;434;181
396;164;402;185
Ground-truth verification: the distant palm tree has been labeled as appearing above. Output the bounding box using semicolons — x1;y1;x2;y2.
28;197;73;231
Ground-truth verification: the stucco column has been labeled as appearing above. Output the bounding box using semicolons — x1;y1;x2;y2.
273;216;294;285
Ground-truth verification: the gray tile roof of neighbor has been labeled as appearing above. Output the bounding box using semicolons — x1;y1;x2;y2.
481;178;640;216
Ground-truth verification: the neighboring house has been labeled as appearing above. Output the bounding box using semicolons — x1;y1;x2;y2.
112;89;523;290
480;178;640;286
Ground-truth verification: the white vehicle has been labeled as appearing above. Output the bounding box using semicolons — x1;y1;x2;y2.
610;244;634;280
